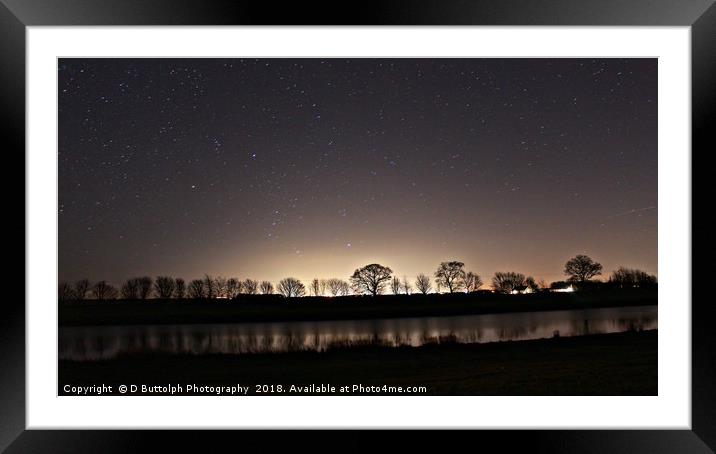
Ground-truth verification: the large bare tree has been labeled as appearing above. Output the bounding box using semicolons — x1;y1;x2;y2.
415;274;432;295
278;277;306;298
434;261;466;293
154;276;176;299
492;272;526;294
350;263;393;296
259;280;274;295
564;255;603;282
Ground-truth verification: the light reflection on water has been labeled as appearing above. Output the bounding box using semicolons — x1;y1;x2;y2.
59;305;657;361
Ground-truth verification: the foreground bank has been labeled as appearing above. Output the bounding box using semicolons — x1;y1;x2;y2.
59;330;657;396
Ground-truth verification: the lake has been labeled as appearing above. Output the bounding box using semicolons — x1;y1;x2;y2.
59;305;657;361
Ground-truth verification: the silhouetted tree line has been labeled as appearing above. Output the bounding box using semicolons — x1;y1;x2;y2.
58;255;657;302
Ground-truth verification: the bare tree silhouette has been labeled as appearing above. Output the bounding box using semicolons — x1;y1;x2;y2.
492;272;527;294
310;278;322;297
138;276;153;300
401;276;412;295
338;280;351;296
434;261;466;293
174;278;186;299
74;279;90;301
350;264;393;296
564;255;603;282
236;279;247;295
63;252;651;304
415;274;432;295
609;267;657;288
121;278;140;299
464;272;483;292
259;280;274;295
58;282;73;301
391;276;402;295
214;276;228;298
92;280;118;301
203;274;216;298
243;279;259;295
188;279;205;299
278;277;305;298
226;278;241;298
154;276;176;299
326;278;343;297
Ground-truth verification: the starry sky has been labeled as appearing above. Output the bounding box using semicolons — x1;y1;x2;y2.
59;58;657;286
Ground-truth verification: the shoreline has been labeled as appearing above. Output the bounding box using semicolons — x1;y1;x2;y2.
59;288;657;326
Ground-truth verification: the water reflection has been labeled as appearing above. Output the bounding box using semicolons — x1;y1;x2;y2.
59;305;657;361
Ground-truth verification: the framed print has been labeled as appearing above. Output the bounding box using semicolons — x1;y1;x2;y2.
5;0;713;451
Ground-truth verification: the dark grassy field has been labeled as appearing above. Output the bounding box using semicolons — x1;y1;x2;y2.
59;330;657;396
59;288;657;326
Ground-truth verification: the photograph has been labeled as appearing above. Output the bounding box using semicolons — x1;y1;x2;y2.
57;57;658;396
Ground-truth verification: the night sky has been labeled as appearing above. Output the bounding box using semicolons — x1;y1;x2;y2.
59;58;657;286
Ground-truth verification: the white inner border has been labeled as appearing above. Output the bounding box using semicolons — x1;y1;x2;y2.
27;27;691;429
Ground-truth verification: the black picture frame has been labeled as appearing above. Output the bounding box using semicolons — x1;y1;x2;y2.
4;0;711;451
